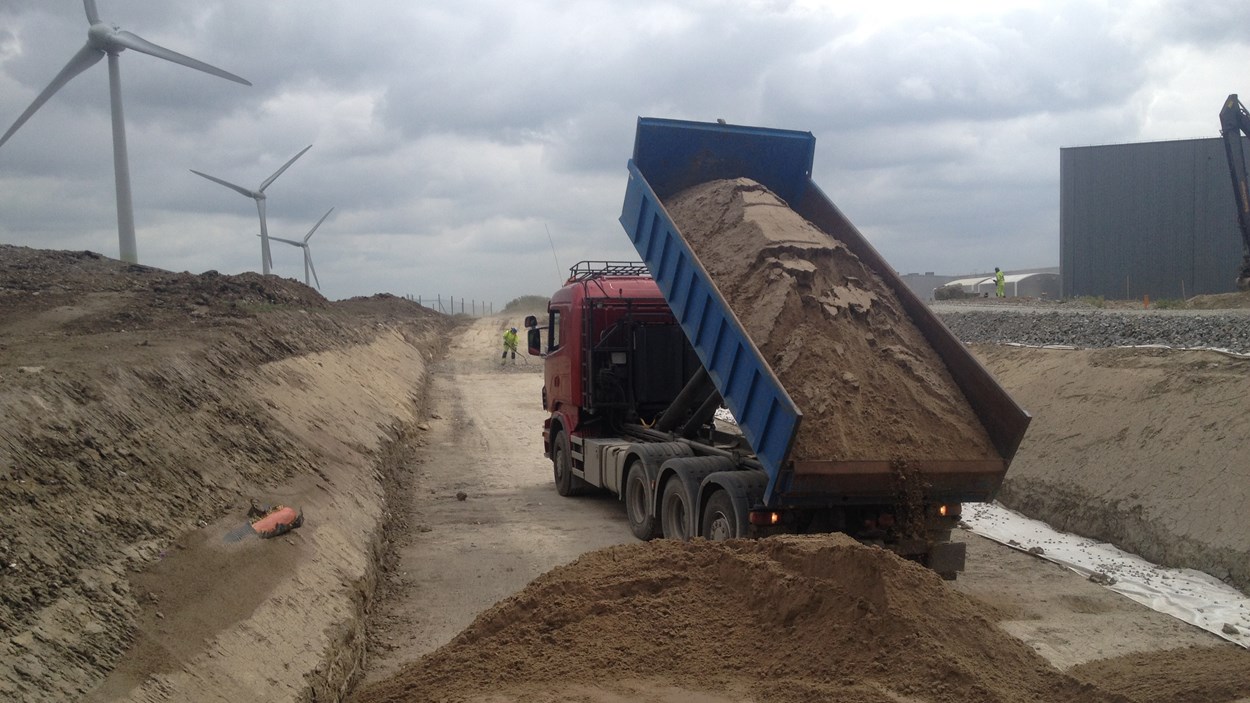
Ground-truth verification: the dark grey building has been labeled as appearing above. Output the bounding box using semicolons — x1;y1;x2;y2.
1060;137;1246;299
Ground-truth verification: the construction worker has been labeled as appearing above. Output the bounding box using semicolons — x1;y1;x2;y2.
994;267;1006;298
501;327;519;363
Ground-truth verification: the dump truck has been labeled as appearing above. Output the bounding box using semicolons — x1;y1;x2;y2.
528;117;1030;578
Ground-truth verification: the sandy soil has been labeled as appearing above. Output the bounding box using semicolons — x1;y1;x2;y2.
665;178;995;462
0;246;447;702
359;316;634;687
352;314;1249;703
358;530;1250;703
6;245;1250;703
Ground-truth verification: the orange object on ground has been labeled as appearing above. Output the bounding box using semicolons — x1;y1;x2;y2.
249;505;304;538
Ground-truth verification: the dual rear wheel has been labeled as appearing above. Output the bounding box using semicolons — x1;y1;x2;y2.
628;471;739;542
660;479;737;541
554;438;740;541
700;490;737;541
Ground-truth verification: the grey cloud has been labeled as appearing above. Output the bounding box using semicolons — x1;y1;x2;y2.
2;1;1249;303
762;4;1148;130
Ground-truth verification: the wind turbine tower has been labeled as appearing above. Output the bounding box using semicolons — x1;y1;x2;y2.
191;145;313;275
0;0;251;264
266;207;333;289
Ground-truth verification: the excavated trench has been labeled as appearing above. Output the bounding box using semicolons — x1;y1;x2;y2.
972;344;1250;596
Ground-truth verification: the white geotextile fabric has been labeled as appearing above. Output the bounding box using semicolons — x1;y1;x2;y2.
1002;341;1250;359
962;502;1250;649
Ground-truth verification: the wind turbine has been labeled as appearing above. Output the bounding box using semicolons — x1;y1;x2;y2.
263;207;333;289
191;145;313;276
0;0;251;264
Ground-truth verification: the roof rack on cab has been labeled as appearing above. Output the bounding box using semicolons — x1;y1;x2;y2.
566;261;651;282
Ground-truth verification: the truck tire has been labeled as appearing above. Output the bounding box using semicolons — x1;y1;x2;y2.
625;466;659;540
658;456;735;541
660;479;694;541
552;431;584;497
701;489;738;541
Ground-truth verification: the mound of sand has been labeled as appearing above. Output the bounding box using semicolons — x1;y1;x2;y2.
356;535;1120;703
663;179;995;462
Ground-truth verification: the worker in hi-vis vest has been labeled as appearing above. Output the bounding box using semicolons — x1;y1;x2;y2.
502;327;519;363
994;268;1005;298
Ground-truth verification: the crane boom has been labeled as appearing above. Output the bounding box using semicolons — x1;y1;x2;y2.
1219;94;1250;290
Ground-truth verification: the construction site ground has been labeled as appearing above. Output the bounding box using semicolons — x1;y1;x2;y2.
2;248;1249;702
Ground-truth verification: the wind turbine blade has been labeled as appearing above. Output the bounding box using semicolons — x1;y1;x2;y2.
264;235;304;246
189;169;257;199
84;0;100;23
109;31;251;86
258;144;312;192
307;250;320;289
304;207;334;242
1;44;102;149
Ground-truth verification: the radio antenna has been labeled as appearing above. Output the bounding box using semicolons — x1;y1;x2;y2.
544;223;564;285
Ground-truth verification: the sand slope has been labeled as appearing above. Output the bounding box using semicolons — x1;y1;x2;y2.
973;344;1250;594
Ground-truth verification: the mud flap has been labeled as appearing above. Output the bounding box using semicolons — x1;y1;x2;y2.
927;541;967;579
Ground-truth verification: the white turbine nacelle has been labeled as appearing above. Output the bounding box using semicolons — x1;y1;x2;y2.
86;24;123;52
0;0;251;264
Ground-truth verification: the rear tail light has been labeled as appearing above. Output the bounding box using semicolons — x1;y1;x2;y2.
749;511;781;526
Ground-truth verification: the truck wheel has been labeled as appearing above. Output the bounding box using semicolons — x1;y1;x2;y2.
625;467;659;541
552;431;582;497
701;490;738;541
660;479;694;541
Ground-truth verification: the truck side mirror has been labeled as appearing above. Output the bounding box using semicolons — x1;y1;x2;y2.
527;328;543;356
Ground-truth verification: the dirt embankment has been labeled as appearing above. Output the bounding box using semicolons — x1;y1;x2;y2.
972;344;1250;595
0;245;449;702
665;178;996;462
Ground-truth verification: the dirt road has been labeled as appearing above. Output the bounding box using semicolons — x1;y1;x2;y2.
360;316;634;687
356;317;1250;702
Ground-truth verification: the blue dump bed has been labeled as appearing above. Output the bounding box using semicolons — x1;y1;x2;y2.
619;117;1030;506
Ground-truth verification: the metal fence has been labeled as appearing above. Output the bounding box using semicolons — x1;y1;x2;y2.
405;294;494;316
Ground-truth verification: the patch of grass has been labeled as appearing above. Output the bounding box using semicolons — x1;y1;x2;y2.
1151;298;1186;310
502;295;549;313
1075;295;1106;308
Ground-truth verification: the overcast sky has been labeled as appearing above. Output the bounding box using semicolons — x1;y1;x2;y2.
2;1;1248;307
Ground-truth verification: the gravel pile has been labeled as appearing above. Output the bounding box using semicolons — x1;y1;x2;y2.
936;307;1250;354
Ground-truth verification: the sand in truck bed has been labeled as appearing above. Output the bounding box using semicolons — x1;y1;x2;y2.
664;178;997;463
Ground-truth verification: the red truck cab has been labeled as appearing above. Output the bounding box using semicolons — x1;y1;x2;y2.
532;262;702;495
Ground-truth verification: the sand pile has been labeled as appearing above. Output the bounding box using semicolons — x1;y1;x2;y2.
355;535;1122;703
664;179;996;462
